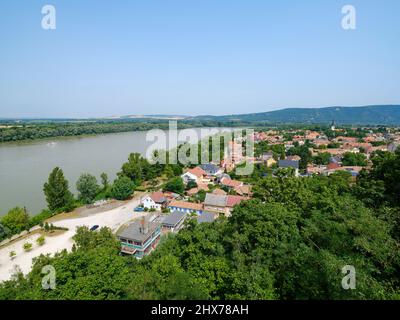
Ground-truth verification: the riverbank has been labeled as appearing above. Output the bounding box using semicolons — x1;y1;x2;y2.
0;192;147;282
0;127;232;215
0;120;238;144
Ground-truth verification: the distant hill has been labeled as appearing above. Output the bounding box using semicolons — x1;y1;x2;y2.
3;105;400;125
190;105;400;125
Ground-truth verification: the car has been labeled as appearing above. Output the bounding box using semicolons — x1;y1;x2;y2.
134;206;144;212
90;225;99;231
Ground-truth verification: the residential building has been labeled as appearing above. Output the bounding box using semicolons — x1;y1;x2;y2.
212;188;227;195
167;200;203;215
278;159;300;176
186;183;209;196
259;152;277;167
196;212;216;224
117;217;161;259
204;193;229;216
286;155;301;161
226;195;247;210
220;177;243;189
141;191;167;211
181;167;207;184
234;185;252;196
203;193;248;217
161;211;186;233
199;163;223;176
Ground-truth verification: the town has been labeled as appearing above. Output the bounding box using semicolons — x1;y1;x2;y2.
115;124;400;259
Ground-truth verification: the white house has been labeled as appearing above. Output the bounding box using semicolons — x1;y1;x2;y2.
180;167;207;184
141;192;167;211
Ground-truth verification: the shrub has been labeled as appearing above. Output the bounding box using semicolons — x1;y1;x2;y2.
23;242;33;252
36;235;46;246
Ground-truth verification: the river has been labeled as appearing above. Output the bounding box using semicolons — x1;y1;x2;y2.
0;128;232;216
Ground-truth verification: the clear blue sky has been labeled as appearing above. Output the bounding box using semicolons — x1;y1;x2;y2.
0;0;399;118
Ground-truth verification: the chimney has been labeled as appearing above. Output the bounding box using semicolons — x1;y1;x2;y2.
140;216;148;234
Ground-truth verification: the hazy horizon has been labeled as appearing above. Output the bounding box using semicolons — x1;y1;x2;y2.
2;104;400;120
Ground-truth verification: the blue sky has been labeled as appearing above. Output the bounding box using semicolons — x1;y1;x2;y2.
0;0;399;118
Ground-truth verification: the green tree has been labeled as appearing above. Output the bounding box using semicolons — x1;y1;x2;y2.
186;180;198;190
73;226;120;252
164;177;185;194
100;172;109;190
110;176;135;200
43;167;74;212
1;207;30;234
313;152;331;165
0;223;10;240
196;189;207;202
120;153;156;184
342;152;367;166
76;173;99;204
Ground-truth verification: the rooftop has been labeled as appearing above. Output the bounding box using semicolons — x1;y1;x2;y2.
117;219;160;242
162;211;186;227
204;193;227;207
168;200;203;211
278;159;300;169
200;163;221;175
197;212;216;223
149;191;167;203
185;167;207;178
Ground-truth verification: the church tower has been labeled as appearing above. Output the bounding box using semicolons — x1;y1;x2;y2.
330;120;336;131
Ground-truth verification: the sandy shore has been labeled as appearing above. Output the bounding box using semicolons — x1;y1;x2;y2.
0;194;147;282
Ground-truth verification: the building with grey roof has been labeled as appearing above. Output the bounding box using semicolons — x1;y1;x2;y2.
200;163;223;176
196;212;216;224
278;159;299;169
204;193;227;207
162;211;186;233
117;217;161;258
204;193;229;216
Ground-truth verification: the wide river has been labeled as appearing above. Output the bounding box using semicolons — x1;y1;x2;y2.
0;128;232;216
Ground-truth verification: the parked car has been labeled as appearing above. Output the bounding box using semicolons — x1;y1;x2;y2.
90;225;99;231
134;206;144;212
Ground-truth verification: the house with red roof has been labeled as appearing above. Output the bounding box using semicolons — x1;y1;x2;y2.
141;191;168;211
220;177;243;189
181;166;207;184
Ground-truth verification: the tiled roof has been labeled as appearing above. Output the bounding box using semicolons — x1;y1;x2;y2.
226;195;247;208
150;191;167;203
220;177;243;188
326;162;340;170
234;185;252;195
212;188;227;195
186;167;207;178
168;200;203;211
